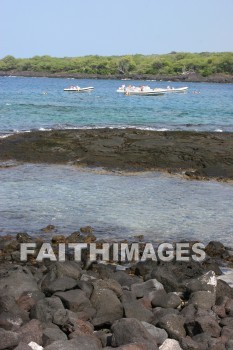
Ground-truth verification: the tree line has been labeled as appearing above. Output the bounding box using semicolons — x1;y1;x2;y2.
0;52;232;77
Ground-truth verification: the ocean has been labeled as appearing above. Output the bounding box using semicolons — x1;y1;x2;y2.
0;77;233;245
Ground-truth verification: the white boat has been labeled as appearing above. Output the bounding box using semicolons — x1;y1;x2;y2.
164;86;188;93
125;89;165;96
64;86;94;92
117;84;188;94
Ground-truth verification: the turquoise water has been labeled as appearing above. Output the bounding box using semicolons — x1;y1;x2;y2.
0;77;233;244
0;76;233;135
0;164;233;245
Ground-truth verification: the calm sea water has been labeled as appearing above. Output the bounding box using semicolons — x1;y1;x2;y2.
0;77;233;244
0;76;233;135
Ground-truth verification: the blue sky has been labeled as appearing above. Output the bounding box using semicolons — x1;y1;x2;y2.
1;0;233;58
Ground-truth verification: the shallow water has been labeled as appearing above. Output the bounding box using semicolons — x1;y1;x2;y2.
0;164;233;245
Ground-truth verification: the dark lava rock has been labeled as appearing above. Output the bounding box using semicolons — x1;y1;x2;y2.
152;307;180;324
55;290;95;318
43;324;68;346
111;318;159;349
18;319;43;345
0;265;39;299
188;291;216;309
180;336;200;350
216;279;233;300
0;328;19;350
121;291;153;323
30;296;66;323
111;270;142;288
151;290;181;309
205;241;226;258
157;314;186;341
141;321;168;346
131;278;164;298
44;336;102;350
45;276;78;294
91;284;123;327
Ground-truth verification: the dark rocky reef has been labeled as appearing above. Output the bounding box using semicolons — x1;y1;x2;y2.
1;129;233;180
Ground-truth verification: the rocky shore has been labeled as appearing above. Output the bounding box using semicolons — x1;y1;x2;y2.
0;71;233;83
1;129;233;180
1;229;233;350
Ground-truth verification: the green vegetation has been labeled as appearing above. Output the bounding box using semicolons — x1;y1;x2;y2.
0;52;232;77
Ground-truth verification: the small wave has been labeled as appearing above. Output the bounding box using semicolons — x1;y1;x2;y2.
39;127;52;131
214;129;223;132
5;103;11;106
0;134;13;139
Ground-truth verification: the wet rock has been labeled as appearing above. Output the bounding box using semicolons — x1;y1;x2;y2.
16;232;33;243
188;291;216;309
121;291;153;323
157;314;186;341
55;290;96;319
159;339;183;350
91;284;123;327
30;296;65;323
131;278;164;298
205;241;226;258
80;226;93;234
41;225;55;232
0;328;19;349
51;235;66;243
141;321;168;345
111;318;159;349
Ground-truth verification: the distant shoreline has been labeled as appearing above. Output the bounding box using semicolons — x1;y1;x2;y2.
0;70;233;83
1;129;233;181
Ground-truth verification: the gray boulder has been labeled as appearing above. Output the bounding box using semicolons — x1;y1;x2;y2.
141;321;168;345
30;296;65;323
157;314;186;341
121;291;153;323
131;279;164;298
55;290;96;319
0;328;19;350
111;318;159;350
0;265;39;299
91;285;123;327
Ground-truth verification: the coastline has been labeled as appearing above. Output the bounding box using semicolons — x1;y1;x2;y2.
1;129;233;181
1;70;233;83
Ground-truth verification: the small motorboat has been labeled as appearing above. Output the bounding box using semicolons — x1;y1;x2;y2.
64;86;94;92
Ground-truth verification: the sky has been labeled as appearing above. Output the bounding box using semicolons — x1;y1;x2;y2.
1;0;233;58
